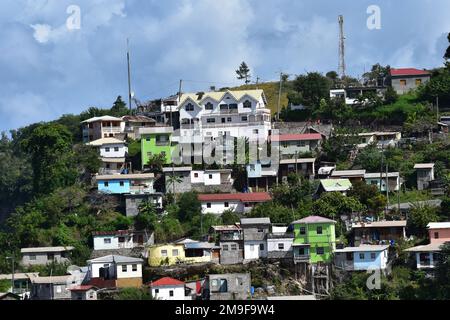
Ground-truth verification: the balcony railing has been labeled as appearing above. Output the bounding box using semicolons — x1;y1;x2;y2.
102;127;122;133
130;186;155;194
220;234;243;241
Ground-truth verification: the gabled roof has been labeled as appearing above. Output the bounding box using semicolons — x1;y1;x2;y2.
320;179;352;192
0;273;39;281
122;115;156;123
240;217;271;225
87;255;143;264
272;133;322;142
70;285;98;292
198;192;271;203
81;116;123;123
21;246;74;253
292;216;336;225
179;89;265;108
150;277;185;287
404;242;447;252
211;224;241;232
390;68;430;77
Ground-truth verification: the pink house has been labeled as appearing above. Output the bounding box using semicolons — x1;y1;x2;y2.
428;222;450;243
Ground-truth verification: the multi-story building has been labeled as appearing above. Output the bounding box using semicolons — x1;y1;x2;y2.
210;224;244;265
21;246;74;266
414;163;435;190
267;226;294;260
351;220;407;246
291;216;336;264
81;116;124;143
87;137;128;175
140;126;176;167
95;173;155;195
241;217;271;261
121;115;156;140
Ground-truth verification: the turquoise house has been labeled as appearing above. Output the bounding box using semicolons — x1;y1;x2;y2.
95;173;155;195
334;245;389;271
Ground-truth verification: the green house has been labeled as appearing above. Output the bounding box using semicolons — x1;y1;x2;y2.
140;126;176;168
291;215;336;264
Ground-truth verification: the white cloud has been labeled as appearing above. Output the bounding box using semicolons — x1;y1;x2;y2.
30;23;52;43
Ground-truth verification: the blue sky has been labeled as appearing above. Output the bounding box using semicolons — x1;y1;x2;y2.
1;0;449;132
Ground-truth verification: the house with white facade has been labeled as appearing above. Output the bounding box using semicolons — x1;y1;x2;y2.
190;169;234;192
149;277;189;300
334;245;390;271
87;137;128;174
364;172;401;192
81;116;124;143
355;132;402;149
92;230;153;251
241;218;271;261
267;226;294;260
198;192;271;215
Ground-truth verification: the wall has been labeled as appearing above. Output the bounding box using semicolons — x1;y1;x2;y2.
165;172;192;194
391;75;430;94
201;200;243;215
97;179;130;194
353;250;387;270
267;238;293;253
99;143;128;158
116;263;143;279
90;263;116;278
125;194;163;217
22;252;69;266
220;242;244;265
148;244;186;267
152;286;186;300
244;240;267;260
365;177;400;191
293;223;336;263
93;236;120;250
116;277;143;288
207;273;251;300
141;133;174;167
428;228;450;243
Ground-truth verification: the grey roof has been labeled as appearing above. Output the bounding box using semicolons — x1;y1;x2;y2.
331;170;366;177
388;199;442;211
21;246;74;253
404;242;448;252
240;217;271;225
0;273;39;281
184;242;220;250
292;216;336;224
279;158;316;165
352;220;407;228
87;255;143;264
335;245;389;253
364;172;399;178
414;163;435;169
32;275;72;284
162;166;193;172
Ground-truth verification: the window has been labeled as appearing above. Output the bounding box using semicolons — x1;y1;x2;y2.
147;152;152;158
194;173;199;178
241;116;248;122
316;247;324;255
105;147;110;152
172;249;179;256
316;226;323;234
104;182;109;187
132;264;137;272
257;228;264;233
185;103;194;111
106;164;110;169
253;129;259;134
221;118;226;123
161;250;168;257
236;277;244;286
223;244;229;251
56;286;62;293
207;118;216;123
230;244;237;251
29;254;36;261
415;79;422;86
224;202;229;208
370;253;376;260
89;292;95;299
220;104;228;110
434;232;439;239
114;147;119;152
154;289;159;294
47;253;54;261
209;174;213;179
169;290;174;297
278;243;285;250
359;253;365;260
259;243;265;251
205;102;213;110
400;79;407;87
227;117;232;122
243;100;252;108
122;265;127;272
229;103;238;109
299;227;306;235
118;237;125;243
207;203;211;208
119;181;125;187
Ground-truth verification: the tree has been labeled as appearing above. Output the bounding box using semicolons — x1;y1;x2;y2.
110;96;130;117
444;33;450;63
290;72;331;107
146;154;166;174
383;86;398;105
236;62;251;84
433;242;450;298
363;63;391;86
221;209;241;224
21;123;77;195
312;192;364;220
73;144;102;183
134;201;158;230
177;192;202;223
166;174;183;198
248;202;297;224
348;181;386;215
114;287;153;300
408;203;439;237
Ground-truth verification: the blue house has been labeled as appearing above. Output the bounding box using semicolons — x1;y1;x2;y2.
334;245;389;271
95;173;155;195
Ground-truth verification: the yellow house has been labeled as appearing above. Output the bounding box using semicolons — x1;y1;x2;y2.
148;244;185;267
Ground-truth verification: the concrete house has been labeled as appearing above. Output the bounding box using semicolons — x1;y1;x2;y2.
190;169;234;193
354;131;402;149
278;158;316;182
351;220;407;246
414;163;435;190
364;172;401;192
140;126;176;166
69;285;98;300
0;273;38;296
330;87;386;106
148;243;185;267
162;166;193;194
87;137;128;175
183;241;220;264
390;68;431;94
330;170;366;183
202;273;251;300
334;245;389;271
21;246;74;266
149;277;189;300
92;230;153;251
210;224;244;265
125;193;164;217
122;115;156;140
405;222;450;269
82;116;124;143
95;173;155;195
86;255;144;289
267;226;294;260
291;216;336;264
272;133;322;159
198;192;271;215
31;275;81;300
241;217;271;261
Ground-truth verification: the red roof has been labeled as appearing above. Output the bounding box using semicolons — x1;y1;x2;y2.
150;277;185;287
390;68;430;77
70;285;96;292
272;133;322;142
198;192;271;203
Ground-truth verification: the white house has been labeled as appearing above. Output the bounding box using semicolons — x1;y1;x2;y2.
81;116;125;143
190;169;233;186
92;230;153;251
364;172;401;192
149;277;189;300
198;192;271;215
87;137;128;174
354;132;402;149
267;226;294;259
241;218;271;261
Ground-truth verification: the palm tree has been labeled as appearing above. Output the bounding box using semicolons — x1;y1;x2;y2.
166;174;182;202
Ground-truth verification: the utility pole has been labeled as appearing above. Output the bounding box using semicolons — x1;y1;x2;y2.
379;144;384;194
277;72;283;122
6;255;14;294
127;38;132;111
385;164;389;216
338;15;346;79
436;96;439;122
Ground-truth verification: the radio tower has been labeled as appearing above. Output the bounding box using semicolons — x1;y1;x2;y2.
338;15;346;79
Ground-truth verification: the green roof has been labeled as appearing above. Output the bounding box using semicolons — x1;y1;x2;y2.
320;179;352;192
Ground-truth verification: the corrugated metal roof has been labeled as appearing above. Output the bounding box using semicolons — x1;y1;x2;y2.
0;273;39;281
184;242;219;250
81;116;123;123
335;245;389;253
427;222;450;229
414;163;435;169
95;173;154;180
404;242;447;252
352;220;407;228
292;216;336;225
32;276;72;284
87;138;125;146
21;246;74;253
240;217;271;225
390;68;430;76
87;255;144;264
331;170;366;177
364;172;399;178
320;179;352;192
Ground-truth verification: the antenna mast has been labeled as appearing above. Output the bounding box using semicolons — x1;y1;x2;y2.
127;38;132;111
338;15;346;79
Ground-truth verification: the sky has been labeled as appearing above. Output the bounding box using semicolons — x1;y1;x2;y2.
0;0;449;132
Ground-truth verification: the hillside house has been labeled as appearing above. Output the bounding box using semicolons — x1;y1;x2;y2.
202;273;251;300
124;193;164;217
69;285;98;300
334;245;389;271
140;126;176;167
316;179;352;197
86;255;144;289
162;166;193;194
21;246;74;266
241;217;271;261
190;169;234;193
354;132;402;149
198;192;271;215
291;216;336;264
82;116;124;143
92;230;153;251
246;161;278;192
272;133;322;159
87;137;128;174
351;220;407;246
330;170;366;183
405;222;450;269
330;87;386;106
0;273;38;296
31;275;81;300
149;277;189;301
414;163;435;190
267;226;294;260
210;224;244;265
390;68;431;94
95;173;155;195
279;158;316;182
122;115;156;140
364;172;401;192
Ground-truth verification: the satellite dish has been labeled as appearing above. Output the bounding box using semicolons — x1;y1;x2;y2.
131;91;135;98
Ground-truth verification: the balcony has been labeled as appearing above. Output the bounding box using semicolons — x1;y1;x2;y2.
102;127;122;134
219;109;239;114
220;233;243;241
130;186;155;194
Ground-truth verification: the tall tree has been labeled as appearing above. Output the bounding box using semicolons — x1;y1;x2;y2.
236;62;251;84
110;96;129;116
290;72;331;107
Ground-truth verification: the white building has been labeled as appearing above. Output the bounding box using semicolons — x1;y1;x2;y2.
87;255;143;287
198;192;271;215
241;218;271;261
267;226;294;260
81;116;125;143
92;230;153;251
149;277;189;300
87;137;128;174
191;169;233;186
